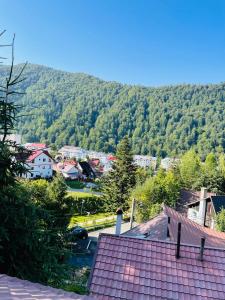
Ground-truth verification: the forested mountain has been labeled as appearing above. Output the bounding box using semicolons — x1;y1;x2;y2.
0;63;225;157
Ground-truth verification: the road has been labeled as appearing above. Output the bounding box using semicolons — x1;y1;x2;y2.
88;221;137;239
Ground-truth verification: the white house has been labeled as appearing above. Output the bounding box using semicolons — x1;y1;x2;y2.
23;150;53;179
134;155;157;169
56;162;80;179
58;146;88;160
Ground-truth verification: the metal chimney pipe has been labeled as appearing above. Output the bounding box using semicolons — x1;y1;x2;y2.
167;216;170;238
176;222;181;259
199;237;206;261
129;198;136;230
115;208;123;235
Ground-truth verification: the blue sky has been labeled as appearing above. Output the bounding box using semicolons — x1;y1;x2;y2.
1;0;225;86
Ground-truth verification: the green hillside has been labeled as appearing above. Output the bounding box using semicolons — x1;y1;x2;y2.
1;63;225;157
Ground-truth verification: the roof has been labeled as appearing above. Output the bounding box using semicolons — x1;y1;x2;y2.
123;212;168;240
0;274;93;300
79;161;95;177
27;150;52;162
89;233;225;300
25;143;47;149
211;196;225;214
107;155;116;161
165;205;225;249
124;206;225;249
176;189;215;214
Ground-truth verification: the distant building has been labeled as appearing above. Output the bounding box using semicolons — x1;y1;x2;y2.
160;157;179;170
58;146;87;160
187;187;225;229
22;150;53;179
24;143;48;151
134;155;157;169
0;134;22;144
54;161;80;180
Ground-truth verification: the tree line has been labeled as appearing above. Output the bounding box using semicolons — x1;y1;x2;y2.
0;64;225;157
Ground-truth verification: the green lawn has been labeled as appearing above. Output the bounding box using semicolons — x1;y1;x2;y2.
66;181;85;189
67;191;99;198
69;212;114;228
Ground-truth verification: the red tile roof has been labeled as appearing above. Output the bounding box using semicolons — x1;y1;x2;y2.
165;205;225;249
89;234;225;300
27;150;52;162
0;273;93;299
107;155;116;161
123;212;168;240
124;206;225;249
26;143;47;149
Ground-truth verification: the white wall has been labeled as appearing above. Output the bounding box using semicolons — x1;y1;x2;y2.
24;152;53;179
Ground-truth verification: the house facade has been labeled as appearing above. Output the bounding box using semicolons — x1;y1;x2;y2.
187;187;225;229
23;150;53;179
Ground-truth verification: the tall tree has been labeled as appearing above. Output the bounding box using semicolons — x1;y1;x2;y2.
0;31;69;285
102;137;136;211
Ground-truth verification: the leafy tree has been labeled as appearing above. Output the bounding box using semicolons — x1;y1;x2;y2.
133;169;180;222
101;137;136;211
216;208;225;232
179;150;201;189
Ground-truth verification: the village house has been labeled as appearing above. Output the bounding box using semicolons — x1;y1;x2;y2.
134;155;157;169
58;146;88;160
187;187;225;229
54;161;80;180
88;206;225;299
160;157;179;170
22;150;53;179
24;142;48;151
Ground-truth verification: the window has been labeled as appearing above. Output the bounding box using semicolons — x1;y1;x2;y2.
31;167;34;170
42;166;45;169
43;158;46;162
49;158;51;162
31;173;33;177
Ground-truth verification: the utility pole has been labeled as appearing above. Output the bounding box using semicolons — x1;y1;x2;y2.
129;198;136;230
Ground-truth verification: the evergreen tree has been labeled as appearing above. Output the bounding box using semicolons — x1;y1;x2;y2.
102;137;136;211
0;31;69;285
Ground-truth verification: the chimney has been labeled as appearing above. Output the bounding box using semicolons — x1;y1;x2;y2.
175;222;181;259
115;208;123;235
199;237;206;261
167;216;170;238
198;187;207;226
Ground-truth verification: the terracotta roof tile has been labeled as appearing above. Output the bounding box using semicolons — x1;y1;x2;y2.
89;234;225;299
0;274;94;299
164;205;225;248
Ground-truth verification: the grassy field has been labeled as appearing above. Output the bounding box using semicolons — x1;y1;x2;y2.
67;191;100;198
69;212;115;228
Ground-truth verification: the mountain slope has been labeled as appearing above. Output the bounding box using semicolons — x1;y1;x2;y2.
0;64;225;156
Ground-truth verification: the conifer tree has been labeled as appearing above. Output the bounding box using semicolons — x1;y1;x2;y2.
102;137;136;211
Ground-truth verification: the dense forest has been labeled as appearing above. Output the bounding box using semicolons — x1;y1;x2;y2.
0;63;225;157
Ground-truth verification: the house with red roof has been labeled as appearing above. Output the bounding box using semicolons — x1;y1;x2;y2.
22;150;53;179
24;142;48;150
88;205;225;299
55;161;80;179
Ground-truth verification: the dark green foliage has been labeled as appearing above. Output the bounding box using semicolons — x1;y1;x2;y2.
101;137;136;211
22;175;74;229
0;64;225;156
0;35;70;286
69;195;106;215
